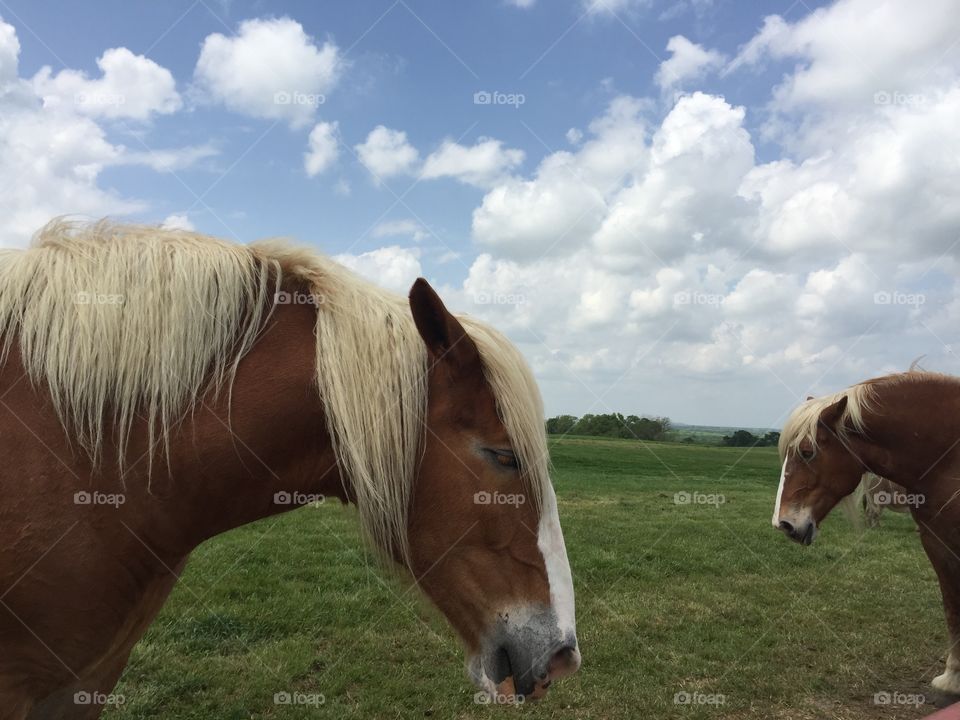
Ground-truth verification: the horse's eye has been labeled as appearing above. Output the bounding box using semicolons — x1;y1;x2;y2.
487;449;520;470
799;447;815;461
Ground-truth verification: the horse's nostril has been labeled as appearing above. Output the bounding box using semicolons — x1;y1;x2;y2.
778;520;795;534
547;644;581;678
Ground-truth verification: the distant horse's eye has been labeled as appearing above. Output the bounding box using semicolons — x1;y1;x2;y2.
486;449;520;470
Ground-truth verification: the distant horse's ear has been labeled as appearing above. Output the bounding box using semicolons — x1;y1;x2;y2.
818;395;848;432
408;278;481;371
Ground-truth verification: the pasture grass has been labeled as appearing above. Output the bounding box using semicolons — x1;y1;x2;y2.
107;437;945;719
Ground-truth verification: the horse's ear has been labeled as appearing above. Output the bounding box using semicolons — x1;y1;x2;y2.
408;278;481;371
818;395;848;431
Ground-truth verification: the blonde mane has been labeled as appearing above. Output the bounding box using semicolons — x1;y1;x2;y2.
779;370;954;460
778;384;876;460
0;220;548;564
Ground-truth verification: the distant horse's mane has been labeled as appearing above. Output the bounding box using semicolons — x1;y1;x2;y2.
0;220;548;563
779;369;958;460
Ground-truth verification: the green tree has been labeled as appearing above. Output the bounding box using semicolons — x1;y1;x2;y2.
545;415;578;435
761;431;781;447
544;413;671;441
722;430;760;447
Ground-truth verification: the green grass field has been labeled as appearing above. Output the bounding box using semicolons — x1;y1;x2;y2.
105;437;945;719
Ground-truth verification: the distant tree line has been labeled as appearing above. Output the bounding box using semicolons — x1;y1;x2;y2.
721;430;780;447
545;413;671;441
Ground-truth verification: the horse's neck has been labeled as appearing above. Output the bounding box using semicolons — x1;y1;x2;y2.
854;379;960;494
121;300;346;553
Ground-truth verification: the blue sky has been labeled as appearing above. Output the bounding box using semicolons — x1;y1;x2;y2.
4;0;821;250
6;0;809;256
1;0;959;428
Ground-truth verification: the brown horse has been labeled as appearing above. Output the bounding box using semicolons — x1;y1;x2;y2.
772;370;960;694
0;221;580;719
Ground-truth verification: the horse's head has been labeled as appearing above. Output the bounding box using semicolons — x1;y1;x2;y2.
406;279;579;702
773;394;866;545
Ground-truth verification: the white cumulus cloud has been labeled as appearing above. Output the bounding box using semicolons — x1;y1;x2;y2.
448;0;960;425
304;121;339;177
727;0;960;110
582;0;650;15
372;219;427;242
194;17;342;128
0;17;215;247
355;125;419;181
0;17;20;85
421;138;524;188
161;214;196;231
335;246;422;294
655;35;724;92
32;47;181;120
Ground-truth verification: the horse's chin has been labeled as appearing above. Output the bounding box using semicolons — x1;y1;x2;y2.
467;655;546;705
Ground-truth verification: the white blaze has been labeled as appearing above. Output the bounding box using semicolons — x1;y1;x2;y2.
537;481;577;640
772;458;788;527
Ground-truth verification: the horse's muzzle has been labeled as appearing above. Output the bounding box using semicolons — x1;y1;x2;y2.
778;518;817;545
492;637;581;700
468;606;581;703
